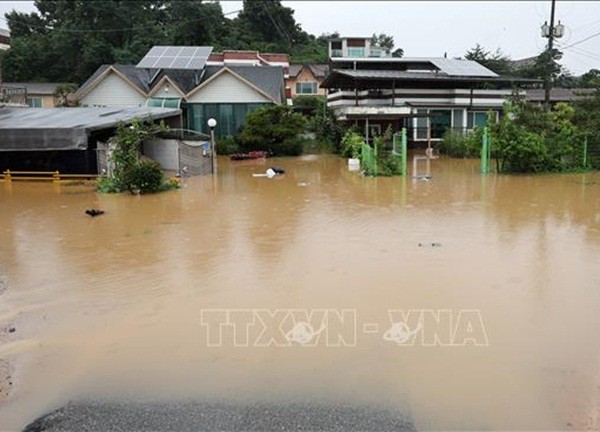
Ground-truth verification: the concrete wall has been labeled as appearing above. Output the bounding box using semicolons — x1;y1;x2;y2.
143;139;179;171
187;71;271;103
80;72;146;107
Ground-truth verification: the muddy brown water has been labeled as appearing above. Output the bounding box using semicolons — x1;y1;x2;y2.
0;155;600;431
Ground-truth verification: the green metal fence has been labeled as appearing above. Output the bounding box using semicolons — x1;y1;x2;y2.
392;128;408;176
482;128;600;173
361;142;377;176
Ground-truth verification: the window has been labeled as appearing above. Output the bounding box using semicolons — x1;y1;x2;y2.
347;47;365;57
187;103;268;137
295;82;318;95
467;111;497;129
27;97;42;108
330;41;343;57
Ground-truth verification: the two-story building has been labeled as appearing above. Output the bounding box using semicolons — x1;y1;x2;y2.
322;37;539;144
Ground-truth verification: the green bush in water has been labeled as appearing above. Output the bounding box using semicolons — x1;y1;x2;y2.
121;160;165;193
216;136;240;155
340;130;364;159
439;129;482;158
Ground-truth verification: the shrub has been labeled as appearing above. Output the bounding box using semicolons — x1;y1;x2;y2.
97;119;177;194
238;105;307;156
439;129;482;158
309;104;345;153
121;160;165;193
216;136;240;155
340;130;364;159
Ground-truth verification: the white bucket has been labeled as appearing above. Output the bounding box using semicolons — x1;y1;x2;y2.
348;158;360;171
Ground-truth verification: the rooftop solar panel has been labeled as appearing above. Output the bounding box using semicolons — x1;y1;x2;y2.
137;46;213;70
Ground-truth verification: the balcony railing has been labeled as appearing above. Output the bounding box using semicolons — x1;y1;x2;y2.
330;49;343;57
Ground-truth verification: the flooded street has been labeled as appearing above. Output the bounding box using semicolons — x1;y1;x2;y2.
1;155;600;431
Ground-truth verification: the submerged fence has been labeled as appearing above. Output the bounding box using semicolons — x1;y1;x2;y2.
359;128;408;177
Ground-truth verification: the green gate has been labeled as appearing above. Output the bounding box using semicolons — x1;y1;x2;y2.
361;142;377;176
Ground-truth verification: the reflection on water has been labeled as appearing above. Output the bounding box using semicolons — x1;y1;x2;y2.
1;155;600;431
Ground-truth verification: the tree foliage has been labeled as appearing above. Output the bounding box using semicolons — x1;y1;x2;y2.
2;0;328;83
237;105;307;156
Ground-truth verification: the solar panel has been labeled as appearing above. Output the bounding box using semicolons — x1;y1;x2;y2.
137;46;213;70
428;58;498;77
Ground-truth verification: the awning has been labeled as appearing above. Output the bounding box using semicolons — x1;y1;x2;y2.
0;107;182;151
146;98;183;109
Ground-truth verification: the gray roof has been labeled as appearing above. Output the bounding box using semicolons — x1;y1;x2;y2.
288;64;329;78
330;57;498;77
0;107;181;151
3;82;68;95
77;64;285;103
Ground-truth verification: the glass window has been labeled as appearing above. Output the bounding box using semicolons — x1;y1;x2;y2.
452;109;464;130
347;47;365;57
27;97;42;108
430;110;452;139
295;82;318;94
467;112;489;129
415;109;428;140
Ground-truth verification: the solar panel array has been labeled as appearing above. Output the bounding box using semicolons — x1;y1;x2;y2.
428;58;498;77
137;46;213;70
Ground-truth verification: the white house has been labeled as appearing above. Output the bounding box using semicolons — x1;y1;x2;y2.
76;53;286;137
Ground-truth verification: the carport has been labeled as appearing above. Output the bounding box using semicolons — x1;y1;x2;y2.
0;107;182;173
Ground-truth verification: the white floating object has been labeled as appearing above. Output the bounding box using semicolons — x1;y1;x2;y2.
348;158;360;171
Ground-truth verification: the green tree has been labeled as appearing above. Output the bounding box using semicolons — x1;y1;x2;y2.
464;44;512;75
238;105;307;156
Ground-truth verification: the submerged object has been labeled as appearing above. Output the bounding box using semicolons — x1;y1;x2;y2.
270;167;285;175
85;209;105;217
230;151;271;161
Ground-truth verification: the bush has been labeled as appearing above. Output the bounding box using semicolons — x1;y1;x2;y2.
238;105;307;156
439;129;478;158
340;130;364;159
97;119;177;194
121;160;165;193
308;104;345;153
216;136;240;155
490;100;585;173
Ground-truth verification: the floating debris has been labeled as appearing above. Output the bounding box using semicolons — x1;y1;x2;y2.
85;209;105;217
418;242;442;248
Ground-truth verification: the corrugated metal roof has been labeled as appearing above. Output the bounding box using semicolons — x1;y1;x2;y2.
0;107;181;151
0;107;180;130
329;57;498;77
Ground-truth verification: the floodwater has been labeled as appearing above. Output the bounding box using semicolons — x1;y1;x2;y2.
1;155;600;431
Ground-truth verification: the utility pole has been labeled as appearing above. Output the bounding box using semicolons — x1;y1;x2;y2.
544;0;556;109
541;0;564;109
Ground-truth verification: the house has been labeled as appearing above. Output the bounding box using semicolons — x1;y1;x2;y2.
327;36;391;59
287;64;329;99
321;54;539;144
2;83;70;107
76;47;286;137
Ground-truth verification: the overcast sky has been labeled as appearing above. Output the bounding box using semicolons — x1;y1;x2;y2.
0;1;598;75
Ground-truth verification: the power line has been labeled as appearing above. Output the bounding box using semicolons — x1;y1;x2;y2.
0;9;241;34
560;28;600;50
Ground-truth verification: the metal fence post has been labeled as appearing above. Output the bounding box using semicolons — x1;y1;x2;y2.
583;136;588;168
401;127;407;176
481;127;489;174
